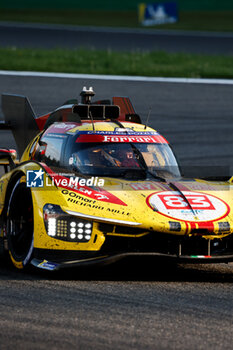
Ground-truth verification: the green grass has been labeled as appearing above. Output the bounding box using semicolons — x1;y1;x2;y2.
0;9;139;27
1;9;233;32
1;47;233;79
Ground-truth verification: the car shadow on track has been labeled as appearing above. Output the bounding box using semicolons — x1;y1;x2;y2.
1;256;233;283
52;258;233;283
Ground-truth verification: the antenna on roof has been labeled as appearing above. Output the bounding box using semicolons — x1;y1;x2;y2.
89;110;95;133
80;86;95;104
144;106;152;130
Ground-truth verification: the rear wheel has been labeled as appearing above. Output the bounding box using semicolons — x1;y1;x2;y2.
6;178;34;269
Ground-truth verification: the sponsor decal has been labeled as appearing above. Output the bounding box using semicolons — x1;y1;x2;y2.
57;177;125;205
52;123;77;130
76;134;167;144
61;189;129;215
38;260;58;271
218;222;230;232
130;182;163;191
45;133;66;139
114;127;137;133
147;191;230;222
75;130;159;136
45;123;78;134
184;183;228;191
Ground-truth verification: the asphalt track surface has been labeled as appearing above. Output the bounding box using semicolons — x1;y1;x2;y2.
1;22;233;54
1;74;233;174
1;75;233;349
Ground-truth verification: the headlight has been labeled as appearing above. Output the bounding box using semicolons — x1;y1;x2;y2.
43;204;93;242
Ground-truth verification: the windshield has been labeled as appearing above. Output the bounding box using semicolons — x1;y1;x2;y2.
68;142;180;179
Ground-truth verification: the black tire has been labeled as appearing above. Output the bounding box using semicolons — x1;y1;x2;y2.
7;178;34;269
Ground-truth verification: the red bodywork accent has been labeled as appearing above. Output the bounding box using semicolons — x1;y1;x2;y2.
34;97;151;131
112;97;135;115
35;113;50;131
112;96;135;121
35;107;81;131
0;148;16;154
189;221;215;232
76;134;168;143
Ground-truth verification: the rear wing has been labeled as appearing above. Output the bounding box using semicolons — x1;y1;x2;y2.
0;94;39;156
0;93;142;157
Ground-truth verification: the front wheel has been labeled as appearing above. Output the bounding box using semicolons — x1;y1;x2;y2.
6;178;34;269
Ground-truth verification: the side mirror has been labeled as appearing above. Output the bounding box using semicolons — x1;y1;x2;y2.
0;148;17;172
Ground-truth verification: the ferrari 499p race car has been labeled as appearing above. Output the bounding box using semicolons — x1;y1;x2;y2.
0;87;233;271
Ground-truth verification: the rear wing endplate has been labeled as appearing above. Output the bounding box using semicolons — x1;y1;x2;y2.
0;94;39;157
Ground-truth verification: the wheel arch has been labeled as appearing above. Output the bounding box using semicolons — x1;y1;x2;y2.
2;170;27;219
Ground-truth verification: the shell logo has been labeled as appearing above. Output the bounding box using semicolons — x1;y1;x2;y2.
147;191;229;222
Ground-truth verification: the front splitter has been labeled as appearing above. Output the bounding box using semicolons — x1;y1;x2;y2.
31;251;233;271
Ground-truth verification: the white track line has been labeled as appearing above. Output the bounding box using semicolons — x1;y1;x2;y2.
1;21;233;38
1;70;233;85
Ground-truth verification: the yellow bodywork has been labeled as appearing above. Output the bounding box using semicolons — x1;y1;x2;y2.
1;121;233;255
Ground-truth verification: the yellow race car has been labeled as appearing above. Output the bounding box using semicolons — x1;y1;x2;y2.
0;87;233;271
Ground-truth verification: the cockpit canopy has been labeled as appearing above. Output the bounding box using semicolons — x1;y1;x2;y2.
32;126;180;179
69;142;180;178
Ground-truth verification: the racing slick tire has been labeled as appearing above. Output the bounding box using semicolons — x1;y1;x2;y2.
6;178;34;269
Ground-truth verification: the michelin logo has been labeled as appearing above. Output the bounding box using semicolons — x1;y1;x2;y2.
26;169;44;188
